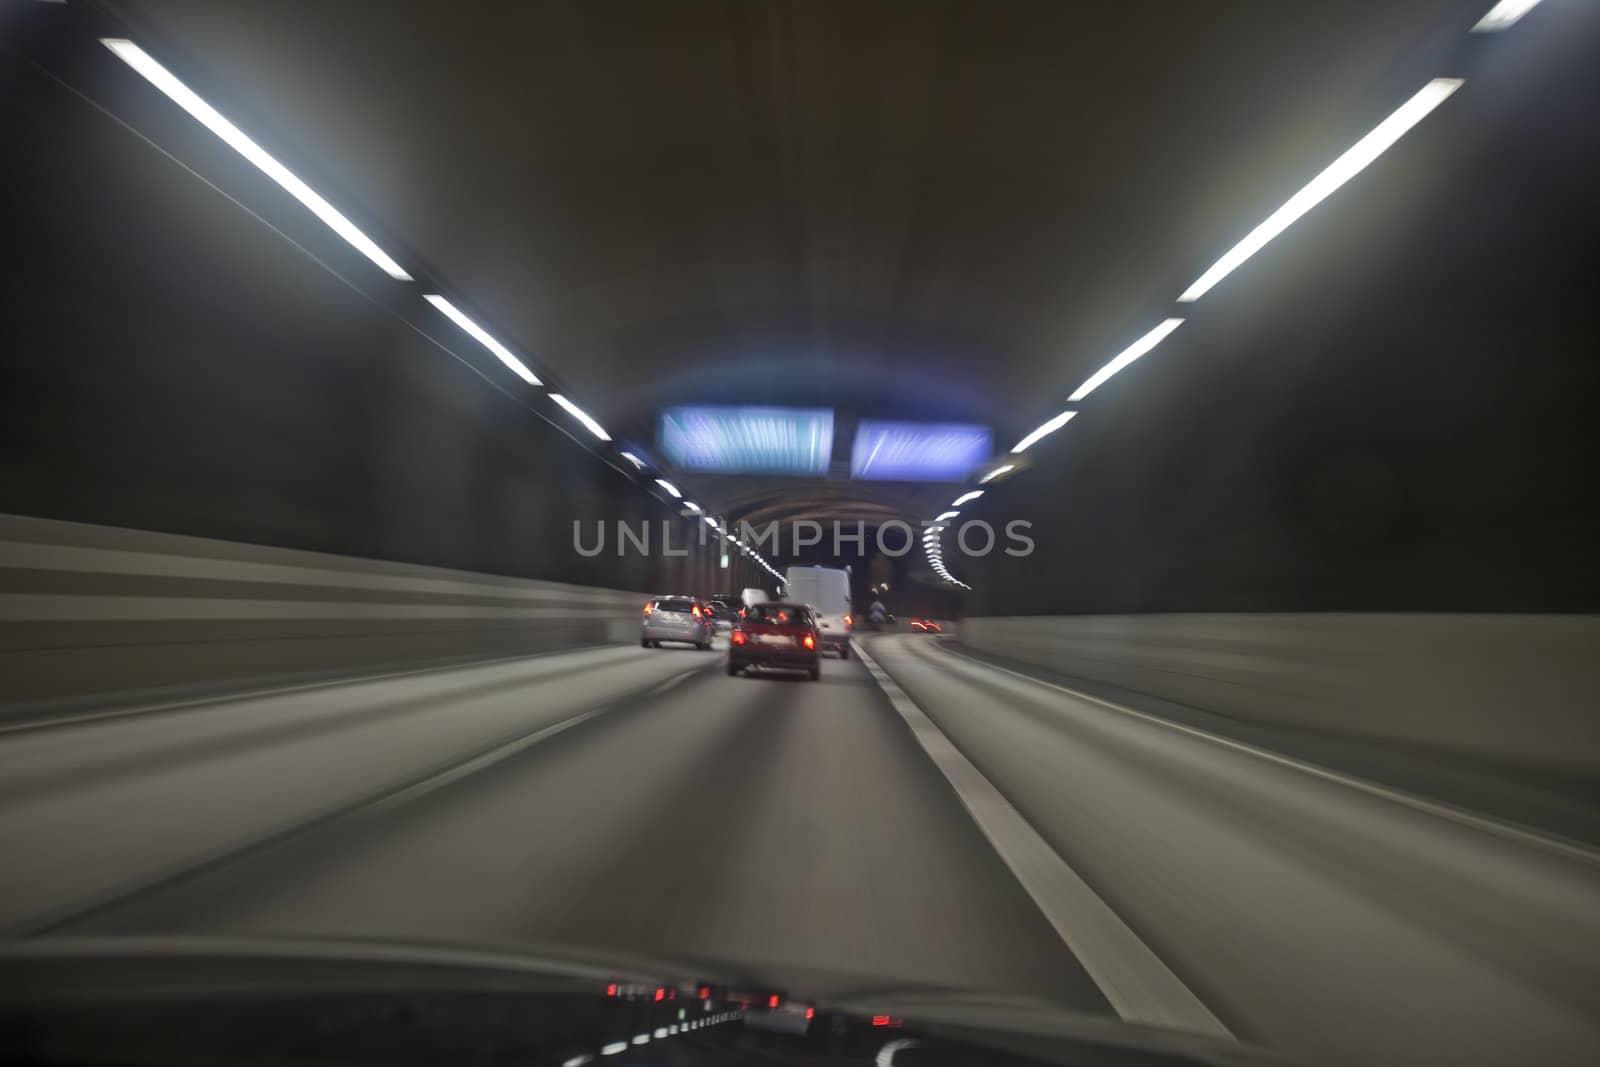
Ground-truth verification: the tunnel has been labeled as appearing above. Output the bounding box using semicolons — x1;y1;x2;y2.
1;3;1597;1066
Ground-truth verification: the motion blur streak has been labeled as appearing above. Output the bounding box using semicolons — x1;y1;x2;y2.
98;39;412;281
1177;79;1463;302
547;394;611;441
1473;0;1545;32
1010;410;1077;453
978;464;1015;484
1067;319;1185;402
422;295;541;385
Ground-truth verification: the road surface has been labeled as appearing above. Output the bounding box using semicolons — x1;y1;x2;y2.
2;634;1597;1065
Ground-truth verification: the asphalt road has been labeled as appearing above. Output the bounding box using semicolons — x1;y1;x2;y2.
2;634;1598;1066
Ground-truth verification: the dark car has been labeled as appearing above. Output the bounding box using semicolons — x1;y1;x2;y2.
728;602;821;680
704;598;739;633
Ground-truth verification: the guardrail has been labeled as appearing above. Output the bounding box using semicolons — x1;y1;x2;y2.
960;613;1600;771
0;514;646;710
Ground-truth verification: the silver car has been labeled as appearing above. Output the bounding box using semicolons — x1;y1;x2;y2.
640;596;714;650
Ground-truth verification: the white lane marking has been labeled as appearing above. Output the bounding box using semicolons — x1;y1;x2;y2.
360;708;606;816
929;641;1600;867
361;663;708;815
854;641;1232;1038
14;662;703;934
643;666;702;698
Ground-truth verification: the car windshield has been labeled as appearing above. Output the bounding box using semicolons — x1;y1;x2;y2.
4;3;1596;1066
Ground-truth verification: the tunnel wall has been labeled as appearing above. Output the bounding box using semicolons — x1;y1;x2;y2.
0;25;760;710
958;613;1600;771
0;513;716;712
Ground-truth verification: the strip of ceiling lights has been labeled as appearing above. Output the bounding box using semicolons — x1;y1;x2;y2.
102;1;1545;595
99;35;787;585
922;1;1541;591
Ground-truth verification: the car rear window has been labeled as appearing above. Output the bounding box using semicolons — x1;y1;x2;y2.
654;598;696;613
745;603;807;625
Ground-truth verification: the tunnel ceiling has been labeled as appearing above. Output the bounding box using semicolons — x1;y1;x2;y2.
105;0;1497;531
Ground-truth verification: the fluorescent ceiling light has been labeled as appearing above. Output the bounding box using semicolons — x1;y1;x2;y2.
654;479;682;499
935;510;959;521
1473;0;1543;31
548;393;611;441
978;464;1015;484
100;39;412;281
682;501;702;513
1068;319;1185;402
951;490;984;507
1177;78;1463;303
423;295;541;385
619;451;646;469
1011;410;1078;454
704;516;719;528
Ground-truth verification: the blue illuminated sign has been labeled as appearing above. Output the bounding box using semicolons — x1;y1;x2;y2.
660;406;834;475
851;421;992;481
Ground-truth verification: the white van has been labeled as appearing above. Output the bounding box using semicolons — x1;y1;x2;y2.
784;565;852;658
740;587;770;610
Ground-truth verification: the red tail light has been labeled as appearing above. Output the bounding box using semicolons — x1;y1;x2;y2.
606;983;618;997
844;614;852;627
731;630;747;645
871;1015;890;1027
655;988;666;1002
802;634;815;650
698;986;711;999
805;1007;815;1020
768;995;780;1008
643;602;654;616
692;604;702;618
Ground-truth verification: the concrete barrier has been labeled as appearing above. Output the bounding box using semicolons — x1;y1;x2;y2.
0;514;649;710
959;613;1600;771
